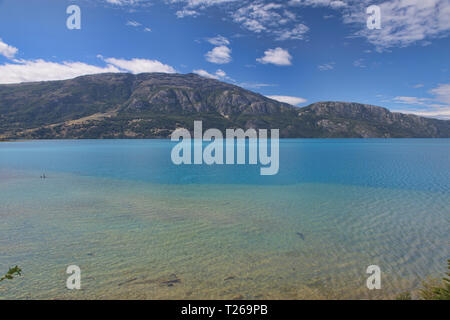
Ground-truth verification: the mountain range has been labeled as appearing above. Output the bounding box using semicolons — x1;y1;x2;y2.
0;72;449;139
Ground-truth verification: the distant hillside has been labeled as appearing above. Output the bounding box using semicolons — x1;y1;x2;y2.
0;73;448;139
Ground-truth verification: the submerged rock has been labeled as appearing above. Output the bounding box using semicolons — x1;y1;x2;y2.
296;232;305;240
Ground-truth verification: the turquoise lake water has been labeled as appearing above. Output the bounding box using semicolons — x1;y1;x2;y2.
0;139;449;299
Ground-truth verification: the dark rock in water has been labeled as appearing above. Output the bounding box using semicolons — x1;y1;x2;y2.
307;279;324;288
161;274;181;286
133;273;181;287
161;279;181;286
296;232;305;240
118;277;138;286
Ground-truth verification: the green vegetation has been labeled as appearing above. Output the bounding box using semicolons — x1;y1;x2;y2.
0;266;22;283
418;259;450;300
0;73;449;139
395;292;412;300
395;259;450;300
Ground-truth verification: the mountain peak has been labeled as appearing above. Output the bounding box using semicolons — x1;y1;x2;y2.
0;73;448;139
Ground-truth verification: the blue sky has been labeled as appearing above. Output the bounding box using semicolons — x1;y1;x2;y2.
0;0;449;118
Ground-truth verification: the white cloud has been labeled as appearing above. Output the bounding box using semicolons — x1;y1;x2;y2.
106;0;144;5
345;0;450;50
232;2;309;40
126;20;141;27
238;82;276;89
266;95;307;105
275;23;309;41
318;62;335;71
257;47;292;66
111;0;450;49
391;83;450;119
330;1;347;9
193;68;227;80
215;69;227;78
288;0;347;8
205;45;232;64
0;57;176;84
289;0;450;50
393;108;450;120
176;9;198;18
173;0;235;18
175;0;236;7
0;38;18;59
233;2;282;33
106;0;126;4
207;35;230;46
353;58;366;68
413;84;424;88
429;83;450;104
0;59;121;84
393;96;430;105
103;57;176;73
393;84;450;106
126;20;152;32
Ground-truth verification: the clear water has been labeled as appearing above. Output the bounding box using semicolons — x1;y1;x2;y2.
0;139;449;299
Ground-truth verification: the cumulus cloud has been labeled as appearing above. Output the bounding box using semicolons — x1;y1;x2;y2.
205;45;232;64
257;47;292;66
232;2;309;40
0;59;121;84
103;57;176;73
207;35;230;46
0;57;176;84
275;23;309;41
0;38;18;59
193;68;228;80
233;2;282;33
266;95;307;105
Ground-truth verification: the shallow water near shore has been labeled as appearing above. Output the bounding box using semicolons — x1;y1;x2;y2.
0;139;449;299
